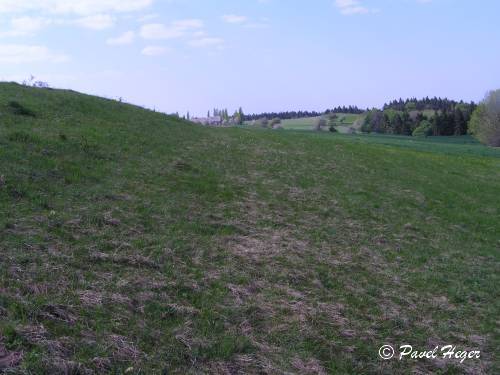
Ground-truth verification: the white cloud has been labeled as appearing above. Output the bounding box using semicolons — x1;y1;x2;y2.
11;17;50;34
140;19;225;52
173;19;204;29
222;14;247;24
76;14;115;30
140;19;203;40
193;30;207;38
0;44;68;63
222;14;269;29
0;0;154;16
140;23;184;39
335;0;370;15
0;1;154;35
0;17;51;37
107;31;135;45
189;37;224;48
138;13;159;22
141;45;169;56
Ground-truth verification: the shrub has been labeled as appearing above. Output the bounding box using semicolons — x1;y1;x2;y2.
256;118;269;128
353;118;364;130
327;114;338;127
329;125;337;133
361;121;372;133
469;90;500;147
8;101;36;117
413;120;433;137
313;117;327;131
270;117;281;125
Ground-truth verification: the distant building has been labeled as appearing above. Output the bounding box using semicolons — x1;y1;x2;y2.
191;116;223;126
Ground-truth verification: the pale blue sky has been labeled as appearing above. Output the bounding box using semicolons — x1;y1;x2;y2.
0;0;499;116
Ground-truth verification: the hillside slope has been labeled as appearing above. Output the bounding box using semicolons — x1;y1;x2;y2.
1;83;499;374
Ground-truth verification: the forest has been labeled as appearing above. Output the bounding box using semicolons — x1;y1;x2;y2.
362;98;476;136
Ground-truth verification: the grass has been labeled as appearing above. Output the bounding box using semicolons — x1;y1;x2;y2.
277;114;364;132
305;132;500;158
1;82;499;374
280;116;322;130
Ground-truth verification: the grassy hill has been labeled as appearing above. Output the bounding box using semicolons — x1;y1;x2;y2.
1;83;499;374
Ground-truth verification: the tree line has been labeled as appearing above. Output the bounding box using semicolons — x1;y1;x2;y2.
245;106;364;121
325;106;365;115
383;97;465;112
362;98;477;136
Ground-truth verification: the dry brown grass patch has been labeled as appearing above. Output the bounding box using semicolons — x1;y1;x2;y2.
108;334;142;362
165;303;200;317
0;337;22;370
225;229;308;262
78;290;104;306
292;357;327;375
38;304;78;325
90;252;159;269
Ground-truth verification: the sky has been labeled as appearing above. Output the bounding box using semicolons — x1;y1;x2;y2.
0;0;499;116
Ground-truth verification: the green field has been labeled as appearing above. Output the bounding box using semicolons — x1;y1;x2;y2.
280;116;321;130
1;83;499;374
277;114;364;132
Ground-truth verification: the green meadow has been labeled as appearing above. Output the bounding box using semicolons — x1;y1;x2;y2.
278;113;363;132
1;83;499;374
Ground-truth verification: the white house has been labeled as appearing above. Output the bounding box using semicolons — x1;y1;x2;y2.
191;116;223;126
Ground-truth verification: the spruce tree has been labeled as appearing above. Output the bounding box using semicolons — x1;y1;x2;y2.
238;107;244;125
